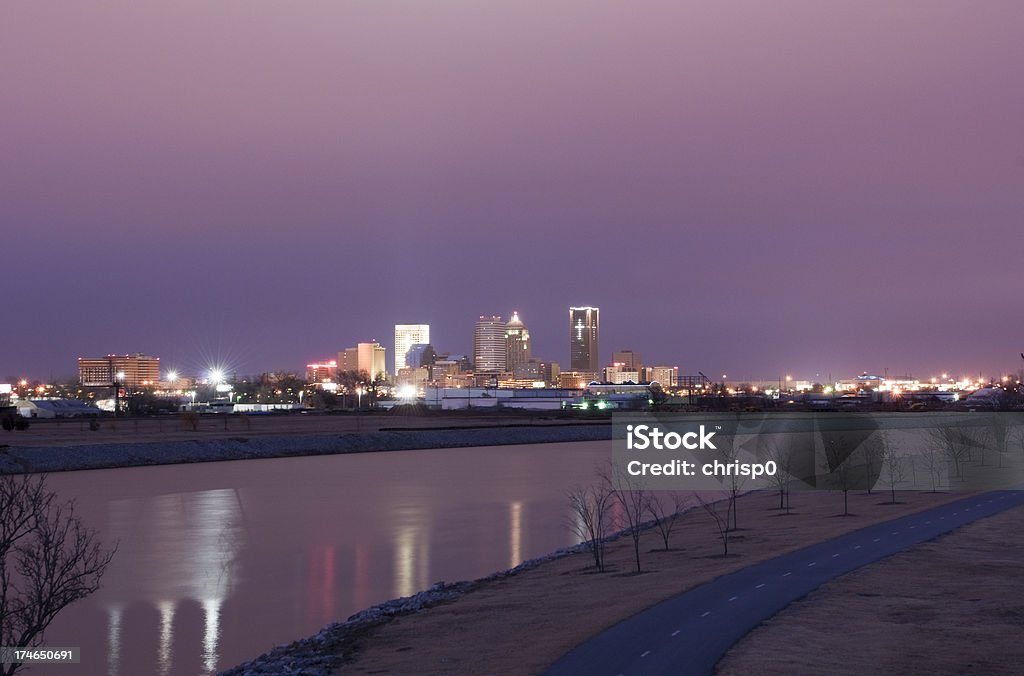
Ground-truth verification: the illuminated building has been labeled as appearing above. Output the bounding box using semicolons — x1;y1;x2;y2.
306;360;337;383
559;371;598;389
337;347;359;373
644;366;679;387
78;354;160;389
612;350;642;372
569;306;600;373
473;315;505;374
394;324;430;375
357;342;387;381
504;312;531;375
604;364;640;384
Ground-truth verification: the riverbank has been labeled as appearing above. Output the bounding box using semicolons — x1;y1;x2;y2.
221;488;974;675
0;421;610;474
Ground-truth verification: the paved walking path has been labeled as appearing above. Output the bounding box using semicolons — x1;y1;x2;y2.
546;490;1024;676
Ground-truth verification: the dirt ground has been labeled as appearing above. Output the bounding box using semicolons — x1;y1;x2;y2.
716;503;1024;676
334;489;973;675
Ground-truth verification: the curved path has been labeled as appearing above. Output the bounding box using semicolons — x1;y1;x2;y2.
546;490;1024;676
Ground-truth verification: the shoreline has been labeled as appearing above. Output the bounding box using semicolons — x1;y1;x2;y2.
219;488;976;675
0;422;611;474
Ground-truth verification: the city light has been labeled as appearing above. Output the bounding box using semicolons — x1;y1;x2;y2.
166;371;178;383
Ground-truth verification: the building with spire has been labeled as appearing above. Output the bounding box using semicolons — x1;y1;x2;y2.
504;311;531;375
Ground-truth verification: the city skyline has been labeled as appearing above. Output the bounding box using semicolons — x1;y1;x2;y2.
9;296;1023;386
4;2;1023;382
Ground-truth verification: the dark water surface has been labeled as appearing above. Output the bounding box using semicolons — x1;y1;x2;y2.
35;441;607;675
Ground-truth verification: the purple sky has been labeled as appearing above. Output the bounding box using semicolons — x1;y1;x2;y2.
3;1;1023;382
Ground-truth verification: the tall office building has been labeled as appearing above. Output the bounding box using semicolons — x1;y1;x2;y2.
337;347;359;373
504;311;531;374
78;353;161;388
569;306;600;373
357;342;387;381
394;324;430;375
612;350;642;372
473;315;506;373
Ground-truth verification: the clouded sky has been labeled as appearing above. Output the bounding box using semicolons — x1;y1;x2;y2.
3;1;1023;381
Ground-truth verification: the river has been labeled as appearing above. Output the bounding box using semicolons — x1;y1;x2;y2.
31;441;608;675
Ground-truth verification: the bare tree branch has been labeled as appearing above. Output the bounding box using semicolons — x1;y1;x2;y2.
1;475;115;676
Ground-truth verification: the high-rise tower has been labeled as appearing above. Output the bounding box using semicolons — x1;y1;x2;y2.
569;306;600;373
473;315;506;373
504;311;531;374
394;324;430;375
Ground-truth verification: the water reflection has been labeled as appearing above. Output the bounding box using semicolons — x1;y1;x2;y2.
157;601;175;676
39;441;608;675
202;598;221;674
304;545;336;627
509;501;523;568
107;606;122;676
393;523;430;598
102;487;243;675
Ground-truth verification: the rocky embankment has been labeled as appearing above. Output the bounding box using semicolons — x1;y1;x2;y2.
0;423;610;474
219;540;602;676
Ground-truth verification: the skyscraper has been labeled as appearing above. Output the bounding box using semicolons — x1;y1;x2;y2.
473;315;505;373
394;324;430;375
504;311;531;374
357;342;387;381
569;306;600;373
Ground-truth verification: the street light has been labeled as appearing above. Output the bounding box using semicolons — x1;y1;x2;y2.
114;371;126;416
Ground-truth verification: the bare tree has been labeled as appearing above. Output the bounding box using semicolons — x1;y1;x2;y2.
856;434;885;495
822;435;856;516
602;467;647;574
566;481;615;573
697;493;733;557
1;475;115;676
879;435;907;504
1012;425;1024;459
761;437;797;514
988;414;1011;469
916;433;944;493
645;492;690;551
717;440;746;531
926;422;971;480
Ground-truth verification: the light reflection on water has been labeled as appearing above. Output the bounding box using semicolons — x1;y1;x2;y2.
35;441;606;675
